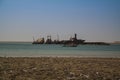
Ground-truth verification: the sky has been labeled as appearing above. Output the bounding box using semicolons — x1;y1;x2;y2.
0;0;120;42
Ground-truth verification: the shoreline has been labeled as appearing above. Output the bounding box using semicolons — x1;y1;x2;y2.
1;56;120;58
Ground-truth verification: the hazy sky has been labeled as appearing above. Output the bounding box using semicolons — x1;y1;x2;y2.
0;0;120;42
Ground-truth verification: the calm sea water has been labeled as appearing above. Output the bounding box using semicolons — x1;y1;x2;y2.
0;42;120;57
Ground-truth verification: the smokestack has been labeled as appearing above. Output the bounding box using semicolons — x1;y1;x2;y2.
75;33;77;39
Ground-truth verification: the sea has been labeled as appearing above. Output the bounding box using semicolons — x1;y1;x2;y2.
0;42;120;58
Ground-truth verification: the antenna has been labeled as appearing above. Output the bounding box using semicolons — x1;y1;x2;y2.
57;34;59;41
33;36;35;41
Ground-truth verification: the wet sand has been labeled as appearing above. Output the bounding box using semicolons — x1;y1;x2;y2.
0;57;120;80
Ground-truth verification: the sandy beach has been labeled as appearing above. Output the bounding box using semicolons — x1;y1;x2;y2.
0;57;120;80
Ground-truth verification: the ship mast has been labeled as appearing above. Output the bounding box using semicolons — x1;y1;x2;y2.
57;34;59;41
33;36;35;41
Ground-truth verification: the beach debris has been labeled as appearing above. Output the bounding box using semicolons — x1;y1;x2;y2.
67;72;76;80
69;72;75;76
96;72;99;75
22;69;27;73
79;73;89;79
32;67;37;70
67;76;76;80
83;74;89;79
9;70;13;73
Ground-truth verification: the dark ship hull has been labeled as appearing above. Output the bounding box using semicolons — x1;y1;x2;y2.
32;42;44;44
63;43;78;47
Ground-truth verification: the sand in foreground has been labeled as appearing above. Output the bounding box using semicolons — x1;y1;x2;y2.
0;57;120;80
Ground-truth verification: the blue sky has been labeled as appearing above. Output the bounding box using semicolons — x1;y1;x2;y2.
0;0;120;42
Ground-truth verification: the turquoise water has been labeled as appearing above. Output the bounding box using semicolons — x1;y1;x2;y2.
0;42;120;57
